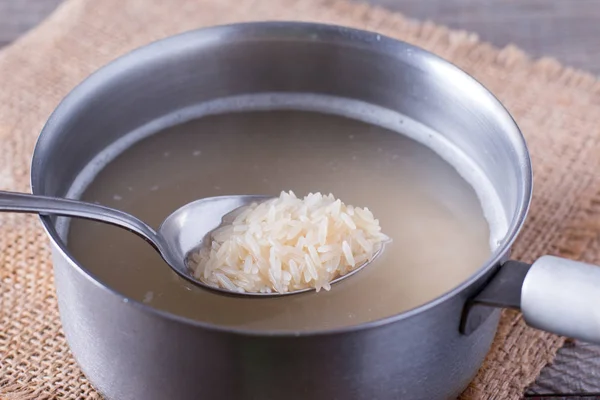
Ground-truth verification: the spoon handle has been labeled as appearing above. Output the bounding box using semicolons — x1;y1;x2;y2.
0;190;158;244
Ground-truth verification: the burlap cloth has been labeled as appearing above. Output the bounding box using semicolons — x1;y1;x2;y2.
1;0;600;399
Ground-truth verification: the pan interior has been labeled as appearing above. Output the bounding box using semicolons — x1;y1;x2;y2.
64;94;506;332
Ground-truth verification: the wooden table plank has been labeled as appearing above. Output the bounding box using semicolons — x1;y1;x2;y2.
528;340;600;396
0;0;63;47
2;0;600;398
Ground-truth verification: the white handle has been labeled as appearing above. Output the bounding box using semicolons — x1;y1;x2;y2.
521;255;600;343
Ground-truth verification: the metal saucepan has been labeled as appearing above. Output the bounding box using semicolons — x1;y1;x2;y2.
29;22;600;400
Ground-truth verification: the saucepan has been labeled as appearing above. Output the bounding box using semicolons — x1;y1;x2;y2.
29;22;600;400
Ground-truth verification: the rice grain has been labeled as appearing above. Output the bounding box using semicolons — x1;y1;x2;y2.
189;191;390;294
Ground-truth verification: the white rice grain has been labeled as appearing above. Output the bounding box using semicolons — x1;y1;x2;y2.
189;191;390;294
341;240;355;267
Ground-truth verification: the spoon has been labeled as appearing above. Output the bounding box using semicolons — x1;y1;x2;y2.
0;191;379;297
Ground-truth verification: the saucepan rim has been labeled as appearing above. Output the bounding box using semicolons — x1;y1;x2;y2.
31;21;533;337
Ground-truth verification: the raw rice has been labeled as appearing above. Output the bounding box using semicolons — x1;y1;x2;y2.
188;191;390;294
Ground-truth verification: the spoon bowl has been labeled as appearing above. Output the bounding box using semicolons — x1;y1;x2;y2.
0;191;379;297
157;195;271;291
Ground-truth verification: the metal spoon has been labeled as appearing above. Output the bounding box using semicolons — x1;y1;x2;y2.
0;191;379;297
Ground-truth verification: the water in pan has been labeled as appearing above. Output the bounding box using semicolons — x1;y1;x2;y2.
65;94;506;332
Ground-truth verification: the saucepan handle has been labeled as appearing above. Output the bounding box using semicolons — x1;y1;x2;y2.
461;256;600;344
521;256;600;343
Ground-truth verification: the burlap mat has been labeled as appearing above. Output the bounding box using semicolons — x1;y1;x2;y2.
1;0;600;399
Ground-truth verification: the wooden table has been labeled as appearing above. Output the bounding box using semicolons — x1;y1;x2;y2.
2;1;600;398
